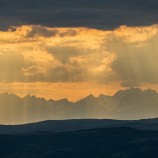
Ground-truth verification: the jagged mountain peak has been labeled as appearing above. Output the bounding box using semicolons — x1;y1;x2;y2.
56;98;72;105
144;89;158;95
98;94;110;99
85;94;96;100
23;95;46;102
113;88;158;100
0;92;21;100
23;95;34;99
113;87;144;99
77;94;96;103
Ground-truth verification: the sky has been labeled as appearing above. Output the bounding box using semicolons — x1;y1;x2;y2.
1;0;158;101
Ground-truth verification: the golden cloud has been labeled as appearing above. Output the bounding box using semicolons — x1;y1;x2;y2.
0;24;158;88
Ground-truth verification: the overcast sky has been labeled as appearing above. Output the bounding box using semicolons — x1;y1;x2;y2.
0;0;158;30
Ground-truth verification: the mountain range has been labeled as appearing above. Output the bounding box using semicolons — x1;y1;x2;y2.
1;88;158;124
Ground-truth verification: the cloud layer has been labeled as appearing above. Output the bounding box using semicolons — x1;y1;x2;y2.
1;24;158;95
1;0;158;30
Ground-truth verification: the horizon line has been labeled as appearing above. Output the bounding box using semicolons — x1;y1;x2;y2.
0;87;157;102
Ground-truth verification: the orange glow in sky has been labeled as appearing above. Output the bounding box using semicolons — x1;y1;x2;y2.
1;24;158;100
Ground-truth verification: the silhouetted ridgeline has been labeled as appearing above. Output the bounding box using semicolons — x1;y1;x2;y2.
1;118;158;135
1;88;158;124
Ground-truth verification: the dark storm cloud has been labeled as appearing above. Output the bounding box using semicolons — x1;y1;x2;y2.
0;0;158;30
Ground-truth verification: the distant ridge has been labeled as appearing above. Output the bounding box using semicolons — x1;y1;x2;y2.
1;88;158;124
1;118;158;135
